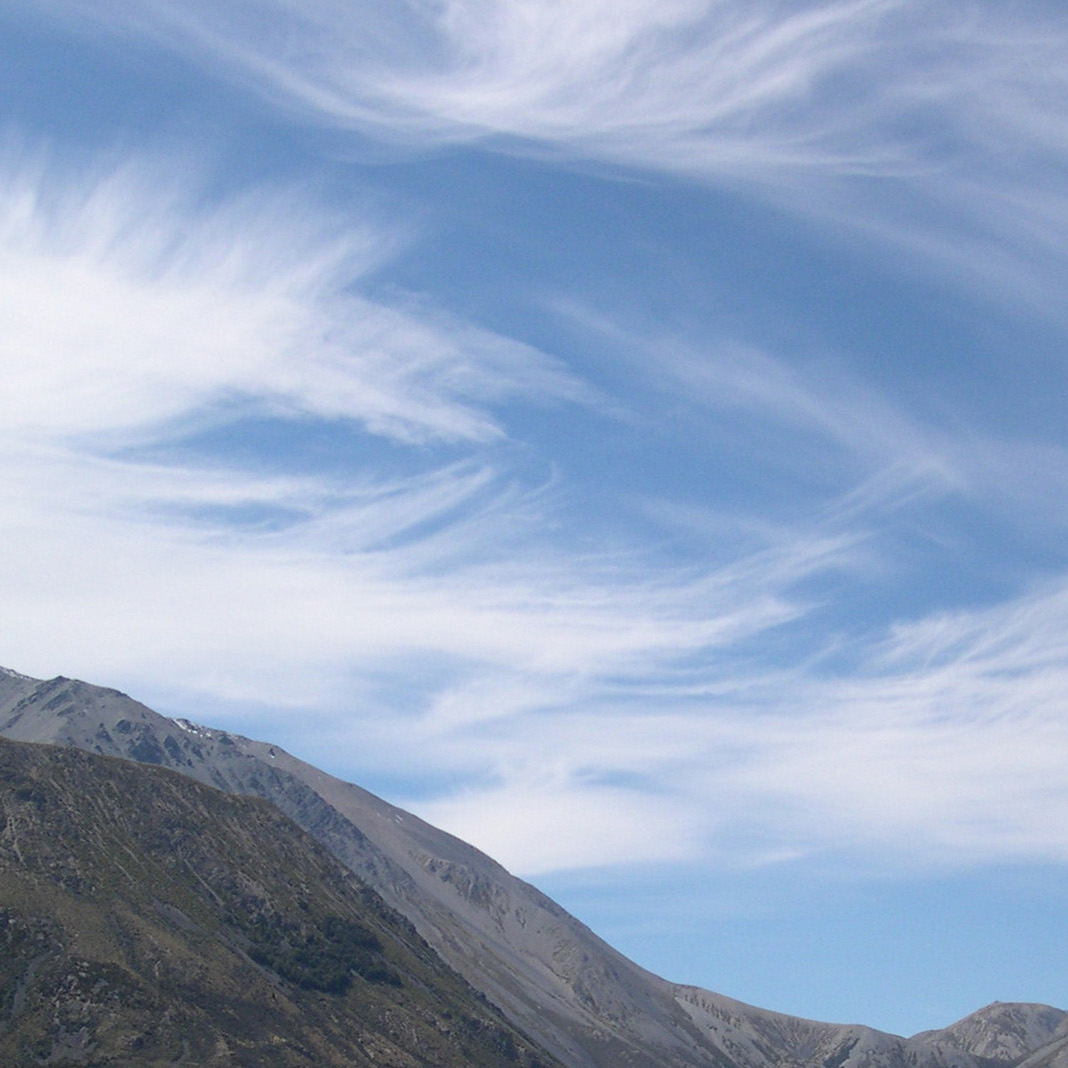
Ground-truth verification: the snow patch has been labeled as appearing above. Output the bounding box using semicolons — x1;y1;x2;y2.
0;666;36;681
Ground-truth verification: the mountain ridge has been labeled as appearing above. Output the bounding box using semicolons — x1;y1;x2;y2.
0;731;560;1066
1;666;1063;1068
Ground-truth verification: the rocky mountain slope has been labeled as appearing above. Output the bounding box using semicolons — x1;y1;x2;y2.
0;732;560;1067
914;1003;1068;1064
1;666;1064;1068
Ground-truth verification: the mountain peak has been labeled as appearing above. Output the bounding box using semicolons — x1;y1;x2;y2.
914;1002;1068;1062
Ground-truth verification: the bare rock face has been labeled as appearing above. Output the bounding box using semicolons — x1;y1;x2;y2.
1;666;1064;1068
911;1004;1067;1063
1015;1017;1068;1068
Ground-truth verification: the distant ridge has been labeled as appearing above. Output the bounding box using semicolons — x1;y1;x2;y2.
2;666;1065;1068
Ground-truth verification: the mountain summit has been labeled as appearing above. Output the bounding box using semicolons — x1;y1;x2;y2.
1;666;1064;1068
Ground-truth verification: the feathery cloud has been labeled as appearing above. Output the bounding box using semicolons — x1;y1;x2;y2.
33;0;1068;318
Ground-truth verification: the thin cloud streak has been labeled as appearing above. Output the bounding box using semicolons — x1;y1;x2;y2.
407;577;1068;875
35;0;1068;314
0;421;843;743
562;305;1068;549
52;0;903;165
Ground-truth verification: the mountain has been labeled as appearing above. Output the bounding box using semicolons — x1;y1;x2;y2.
0;731;559;1067
1;666;1064;1068
915;1004;1068;1064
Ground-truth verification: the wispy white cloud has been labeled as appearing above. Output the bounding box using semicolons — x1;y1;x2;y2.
49;0;901;164
736;582;1068;864
560;305;949;473
420;778;704;874
0;143;842;727
402;576;1068;875
0;145;587;448
36;0;1068;318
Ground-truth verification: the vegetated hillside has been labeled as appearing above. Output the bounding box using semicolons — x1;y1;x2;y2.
2;667;1065;1068
0;733;560;1068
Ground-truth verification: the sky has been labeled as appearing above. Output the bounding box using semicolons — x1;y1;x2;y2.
1;0;1067;1038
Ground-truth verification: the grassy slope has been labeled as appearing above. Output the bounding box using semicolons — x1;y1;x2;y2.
0;736;560;1068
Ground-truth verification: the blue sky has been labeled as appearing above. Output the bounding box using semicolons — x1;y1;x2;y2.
2;0;1067;1036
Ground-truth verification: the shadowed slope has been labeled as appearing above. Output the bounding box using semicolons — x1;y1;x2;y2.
0;732;560;1067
